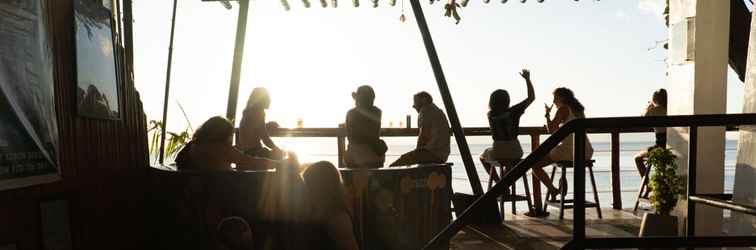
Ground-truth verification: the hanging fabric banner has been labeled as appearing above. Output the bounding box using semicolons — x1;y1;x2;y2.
0;0;59;190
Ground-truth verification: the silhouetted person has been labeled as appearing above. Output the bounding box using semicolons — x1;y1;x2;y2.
238;87;284;160
344;85;387;168
634;88;667;178
302;161;359;250
175;116;279;171
217;216;254;250
479;69;535;173
529;87;594;199
390;92;450;166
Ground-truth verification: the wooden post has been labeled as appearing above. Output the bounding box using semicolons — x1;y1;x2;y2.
158;0;178;165
225;0;250;123
610;131;622;209
338;124;346;168
409;0;483;195
530;134;547;216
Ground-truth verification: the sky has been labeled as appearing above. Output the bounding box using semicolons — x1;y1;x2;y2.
132;0;746;133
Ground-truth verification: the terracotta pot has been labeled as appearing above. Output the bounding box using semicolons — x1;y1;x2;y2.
639;212;679;237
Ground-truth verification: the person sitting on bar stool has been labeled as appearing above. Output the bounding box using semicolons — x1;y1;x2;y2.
344;85;387;168
390;91;450;166
529;87;595;200
634;89;667;181
480;69;534;173
479;69;535;215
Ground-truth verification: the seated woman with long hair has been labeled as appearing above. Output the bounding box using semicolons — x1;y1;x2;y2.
345;85;387;168
175;116;279;171
301;161;359;250
479;69;534;175
238;87;284;160
529;87;594;199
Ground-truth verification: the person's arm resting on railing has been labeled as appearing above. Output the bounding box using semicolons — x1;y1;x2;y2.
225;145;277;170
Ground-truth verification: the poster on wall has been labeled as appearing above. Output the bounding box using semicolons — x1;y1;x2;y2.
74;0;120;120
0;0;60;190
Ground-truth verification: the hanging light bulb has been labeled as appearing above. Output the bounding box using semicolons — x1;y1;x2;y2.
321;0;328;7
302;0;311;8
399;0;406;22
460;0;469;6
501;0;507;3
353;0;359;7
372;0;378;7
332;0;338;7
390;0;396;6
281;0;291;10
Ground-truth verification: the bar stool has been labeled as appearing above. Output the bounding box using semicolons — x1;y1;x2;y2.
545;160;602;220
633;159;653;212
486;159;534;216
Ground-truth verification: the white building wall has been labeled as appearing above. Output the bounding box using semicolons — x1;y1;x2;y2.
730;3;756;243
667;0;729;236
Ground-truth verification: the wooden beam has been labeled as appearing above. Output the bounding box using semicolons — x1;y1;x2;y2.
158;0;179;164
226;0;250;123
408;0;483;195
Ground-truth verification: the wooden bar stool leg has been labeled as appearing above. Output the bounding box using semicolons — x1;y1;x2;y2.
508;166;517;215
559;165;567;220
522;170;534;214
588;165;602;219
634;175;648;212
547;165;557;199
634;161;653;212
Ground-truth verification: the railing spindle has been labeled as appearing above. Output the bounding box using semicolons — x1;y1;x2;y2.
687;126;698;237
573;124;587;245
611;131;622;209
530;133;544;214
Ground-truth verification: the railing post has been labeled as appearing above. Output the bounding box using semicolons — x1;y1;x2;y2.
610;131;622;209
338;124;346;168
530;133;545;215
687;126;698;237
573;124;586;246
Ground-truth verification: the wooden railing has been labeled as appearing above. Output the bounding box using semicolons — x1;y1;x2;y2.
260;125;738;214
422;114;756;250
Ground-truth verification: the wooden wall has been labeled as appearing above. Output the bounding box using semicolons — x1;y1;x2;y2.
0;0;149;249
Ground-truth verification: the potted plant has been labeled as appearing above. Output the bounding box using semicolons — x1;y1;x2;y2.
639;147;685;237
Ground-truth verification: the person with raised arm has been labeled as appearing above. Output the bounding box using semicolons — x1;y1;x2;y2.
479;69;535;175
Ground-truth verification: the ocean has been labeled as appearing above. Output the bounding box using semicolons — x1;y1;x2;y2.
272;133;740;209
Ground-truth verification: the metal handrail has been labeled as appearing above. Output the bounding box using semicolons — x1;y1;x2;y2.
424;113;756;250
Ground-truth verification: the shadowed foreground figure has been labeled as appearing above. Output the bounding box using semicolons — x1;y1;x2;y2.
175;116;280;171
390;92;450;166
302;161;360;250
217;216;254;250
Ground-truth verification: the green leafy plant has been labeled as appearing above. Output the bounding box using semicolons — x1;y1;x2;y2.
147;120;191;164
647;147;684;216
146;101;194;164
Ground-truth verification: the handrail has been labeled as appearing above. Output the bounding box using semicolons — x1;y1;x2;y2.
424;113;756;250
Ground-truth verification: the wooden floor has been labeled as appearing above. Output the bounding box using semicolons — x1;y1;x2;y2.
450;207;646;250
